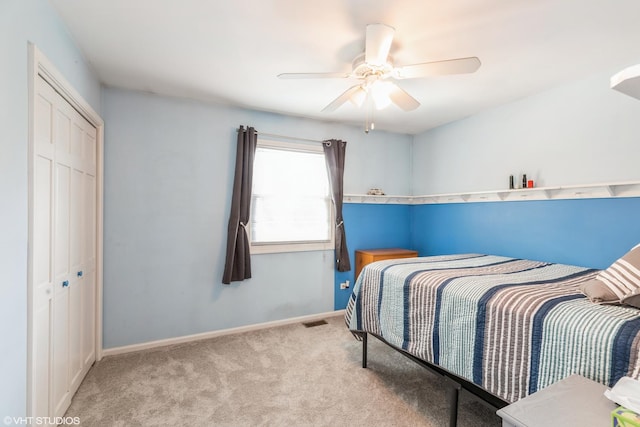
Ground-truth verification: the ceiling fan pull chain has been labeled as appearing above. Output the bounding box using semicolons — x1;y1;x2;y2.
365;95;375;133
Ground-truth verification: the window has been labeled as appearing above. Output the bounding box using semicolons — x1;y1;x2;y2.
250;139;333;254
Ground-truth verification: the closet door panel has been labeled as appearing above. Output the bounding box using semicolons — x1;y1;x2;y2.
82;172;96;367
54;95;73;167
51;285;69;417
53;162;70;276
71;119;84;169
51;152;71;418
69;167;84;391
54;167;70;279
33;154;53;417
33;156;53;289
51;98;73;417
82;269;96;366
33;299;51;416
32;76;57;418
35;82;55;157
84;121;97;176
86;173;96;267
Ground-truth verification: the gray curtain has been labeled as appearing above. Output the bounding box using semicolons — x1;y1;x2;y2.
222;126;257;284
323;139;351;272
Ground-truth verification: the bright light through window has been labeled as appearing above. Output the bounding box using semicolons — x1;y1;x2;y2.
250;140;333;252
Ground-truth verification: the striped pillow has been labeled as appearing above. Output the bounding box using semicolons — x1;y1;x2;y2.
596;245;640;302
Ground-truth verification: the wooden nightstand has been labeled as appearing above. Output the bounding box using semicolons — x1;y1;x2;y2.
355;248;418;280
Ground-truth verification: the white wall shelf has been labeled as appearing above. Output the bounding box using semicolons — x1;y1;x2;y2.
345;181;640;205
343;194;414;204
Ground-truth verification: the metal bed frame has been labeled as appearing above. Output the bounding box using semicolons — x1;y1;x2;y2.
357;331;509;427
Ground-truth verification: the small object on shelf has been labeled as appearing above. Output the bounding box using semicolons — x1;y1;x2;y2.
509;175;514;190
522;174;527;189
528;180;534;188
366;188;385;195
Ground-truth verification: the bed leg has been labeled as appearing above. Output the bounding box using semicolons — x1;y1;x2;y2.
361;332;368;368
445;376;461;427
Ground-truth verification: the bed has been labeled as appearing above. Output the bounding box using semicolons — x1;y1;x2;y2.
345;253;640;423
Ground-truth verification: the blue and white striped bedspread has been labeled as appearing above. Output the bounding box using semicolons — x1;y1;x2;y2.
345;254;640;402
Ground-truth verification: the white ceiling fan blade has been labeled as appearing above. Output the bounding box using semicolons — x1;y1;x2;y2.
322;85;364;112
365;23;395;66
278;72;351;79
388;83;420;111
394;57;481;79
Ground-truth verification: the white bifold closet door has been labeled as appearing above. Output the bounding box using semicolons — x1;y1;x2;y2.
32;75;97;418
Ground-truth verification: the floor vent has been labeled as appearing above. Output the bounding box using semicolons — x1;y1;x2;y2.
302;319;328;328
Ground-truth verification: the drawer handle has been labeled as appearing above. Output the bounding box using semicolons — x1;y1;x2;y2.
62;280;69;287
77;271;83;277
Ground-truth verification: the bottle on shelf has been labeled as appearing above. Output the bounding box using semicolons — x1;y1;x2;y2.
522;174;527;189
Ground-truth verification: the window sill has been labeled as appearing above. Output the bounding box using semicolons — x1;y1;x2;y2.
250;242;334;255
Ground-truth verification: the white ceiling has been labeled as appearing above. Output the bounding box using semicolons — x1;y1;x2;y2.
50;0;640;134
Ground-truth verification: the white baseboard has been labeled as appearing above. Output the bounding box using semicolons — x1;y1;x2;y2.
102;309;346;357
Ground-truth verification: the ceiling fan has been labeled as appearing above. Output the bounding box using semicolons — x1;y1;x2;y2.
278;23;481;131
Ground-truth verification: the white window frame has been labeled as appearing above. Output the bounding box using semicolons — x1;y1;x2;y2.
249;138;334;255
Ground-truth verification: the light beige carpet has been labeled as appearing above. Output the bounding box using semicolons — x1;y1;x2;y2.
65;314;502;426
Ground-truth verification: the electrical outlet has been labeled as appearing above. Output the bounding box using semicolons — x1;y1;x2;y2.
340;280;350;290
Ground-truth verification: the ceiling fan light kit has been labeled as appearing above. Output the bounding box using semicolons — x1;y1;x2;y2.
278;23;481;133
370;81;394;110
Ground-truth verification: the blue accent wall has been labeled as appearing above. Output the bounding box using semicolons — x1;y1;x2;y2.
334;203;412;309
410;198;640;270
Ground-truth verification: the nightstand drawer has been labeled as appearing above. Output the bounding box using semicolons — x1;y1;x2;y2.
355;248;418;280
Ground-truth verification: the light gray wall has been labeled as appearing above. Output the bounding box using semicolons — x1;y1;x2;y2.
0;0;101;418
412;66;640;194
102;87;412;348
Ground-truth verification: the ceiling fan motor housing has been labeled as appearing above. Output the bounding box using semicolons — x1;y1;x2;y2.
352;52;394;82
